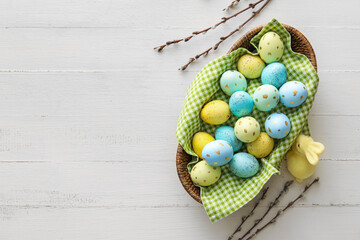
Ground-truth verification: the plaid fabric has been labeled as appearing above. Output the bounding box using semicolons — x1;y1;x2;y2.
176;19;319;222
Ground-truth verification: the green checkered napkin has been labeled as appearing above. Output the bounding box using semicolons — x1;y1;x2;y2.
176;19;319;222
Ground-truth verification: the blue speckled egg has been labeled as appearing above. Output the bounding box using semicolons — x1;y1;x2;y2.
215;126;243;152
202;140;234;166
265;113;291;139
220;70;247;96
279;81;308;107
253;84;279;112
261;62;287;89
229;152;259;178
229;91;253;117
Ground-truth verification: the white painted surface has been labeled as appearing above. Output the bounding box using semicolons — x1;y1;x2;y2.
0;0;359;239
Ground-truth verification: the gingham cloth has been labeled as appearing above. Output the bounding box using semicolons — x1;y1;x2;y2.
176;19;319;222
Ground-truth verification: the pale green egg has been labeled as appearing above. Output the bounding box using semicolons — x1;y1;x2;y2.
253;84;279;112
259;32;284;63
190;160;221;187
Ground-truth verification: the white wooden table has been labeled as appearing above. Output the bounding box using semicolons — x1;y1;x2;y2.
0;0;359;239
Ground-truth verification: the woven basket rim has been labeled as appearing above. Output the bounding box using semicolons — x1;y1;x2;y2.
176;23;317;204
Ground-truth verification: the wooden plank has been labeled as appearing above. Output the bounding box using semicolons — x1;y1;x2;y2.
0;27;357;72
0;160;357;207
0;114;358;161
0;206;358;239
0;0;357;28
0;71;357;117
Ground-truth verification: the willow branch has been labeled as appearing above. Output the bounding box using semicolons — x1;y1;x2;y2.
223;0;242;11
214;0;271;51
179;0;271;71
153;0;264;51
178;47;212;71
244;178;320;240
228;187;269;240
238;180;293;240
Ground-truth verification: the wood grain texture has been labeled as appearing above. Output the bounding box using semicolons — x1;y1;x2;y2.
0;0;359;239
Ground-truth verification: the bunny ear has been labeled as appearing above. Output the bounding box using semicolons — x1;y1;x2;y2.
305;149;319;165
310;142;325;155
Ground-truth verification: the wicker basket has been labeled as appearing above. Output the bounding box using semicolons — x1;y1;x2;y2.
176;24;317;204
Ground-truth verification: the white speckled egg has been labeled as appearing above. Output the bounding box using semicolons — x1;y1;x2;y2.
279;81;308;107
215;126;243;152
234;117;260;143
253;84;279;112
202;140;233;166
265;113;291;139
261;62;287;89
259;32;284;63
229;152;259;178
190;160;221;187
229;91;254;117
220;70;247;96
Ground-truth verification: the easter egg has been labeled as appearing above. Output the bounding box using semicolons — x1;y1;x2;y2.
279;81;308;107
247;132;274;158
202;140;234;166
220;70;247;96
253;84;279;112
229;152;259;178
229;91;253;117
234;116;260;143
237;54;265;79
192;132;215;158
215;126;243;152
190;160;221;186
200;100;231;125
261;62;287;89
259;32;284;63
265;113;291;139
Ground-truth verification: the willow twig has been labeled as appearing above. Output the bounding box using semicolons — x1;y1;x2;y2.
228;187;269;240
153;0;264;51
179;0;271;70
214;0;271;51
223;0;242;11
238;180;293;240
244;178;320;240
178;47;212;71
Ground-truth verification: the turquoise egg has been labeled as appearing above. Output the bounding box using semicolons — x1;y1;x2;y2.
253;84;279;112
229;91;253;117
215;126;243;152
265;112;291;139
261;62;287;89
220;70;247;96
279;81;308;107
229;152;259;178
202;140;234;166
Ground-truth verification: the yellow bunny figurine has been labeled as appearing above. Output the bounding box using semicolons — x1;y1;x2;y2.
286;134;325;182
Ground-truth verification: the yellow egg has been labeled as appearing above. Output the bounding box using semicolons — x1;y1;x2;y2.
237;54;265;79
190;160;221;187
192;132;215;158
247;132;274;158
259;32;284;63
200;100;231;125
